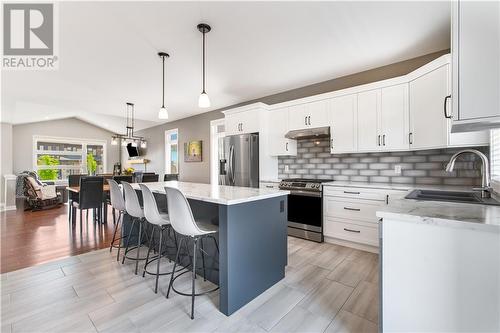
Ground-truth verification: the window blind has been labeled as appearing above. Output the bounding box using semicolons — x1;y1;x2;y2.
490;129;500;191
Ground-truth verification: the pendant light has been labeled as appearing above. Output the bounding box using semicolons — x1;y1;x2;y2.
158;52;170;119
197;23;211;108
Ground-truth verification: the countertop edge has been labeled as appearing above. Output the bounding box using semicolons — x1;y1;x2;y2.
376;210;500;233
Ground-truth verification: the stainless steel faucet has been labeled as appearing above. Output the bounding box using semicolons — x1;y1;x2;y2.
445;149;491;198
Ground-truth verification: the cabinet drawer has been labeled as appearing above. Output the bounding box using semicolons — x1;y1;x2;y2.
324;219;379;247
324;186;388;201
324;196;383;223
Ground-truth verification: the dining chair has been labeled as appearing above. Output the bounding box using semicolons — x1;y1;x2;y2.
112;175;133;184
164;186;219;320
67;174;86;224
141;174;159;183
164;174;179;181
72;176;104;230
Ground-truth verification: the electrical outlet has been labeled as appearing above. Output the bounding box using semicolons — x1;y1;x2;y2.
285;165;290;172
394;165;402;175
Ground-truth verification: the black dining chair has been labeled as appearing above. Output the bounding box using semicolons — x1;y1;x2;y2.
112;175;133;184
164;174;179;181
68;174;87;224
72;176;104;230
141;174;159;183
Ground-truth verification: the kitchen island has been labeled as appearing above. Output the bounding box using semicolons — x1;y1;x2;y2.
129;181;290;316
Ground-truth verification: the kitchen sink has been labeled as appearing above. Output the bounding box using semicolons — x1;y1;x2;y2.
405;189;500;206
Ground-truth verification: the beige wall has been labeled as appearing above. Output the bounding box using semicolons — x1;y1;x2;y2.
12;118;120;176
138;50;449;183
1;122;13;206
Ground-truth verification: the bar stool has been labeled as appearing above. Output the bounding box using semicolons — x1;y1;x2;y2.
107;179;127;261
139;184;183;293
121;181;150;275
164;186;219;320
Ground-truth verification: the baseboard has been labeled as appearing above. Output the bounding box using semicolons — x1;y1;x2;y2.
324;236;379;254
0;204;16;212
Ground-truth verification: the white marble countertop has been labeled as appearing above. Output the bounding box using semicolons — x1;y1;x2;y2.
132;181;290;206
376;198;500;232
321;180;500;232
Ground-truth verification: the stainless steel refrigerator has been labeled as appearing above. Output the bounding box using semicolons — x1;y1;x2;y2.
219;133;259;188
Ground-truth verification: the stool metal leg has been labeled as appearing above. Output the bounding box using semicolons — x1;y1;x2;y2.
122;218;136;264
154;227;163;294
166;237;184;299
116;212;123;261
200;238;207;281
191;237;197;320
134;220;143;275
142;226;156;278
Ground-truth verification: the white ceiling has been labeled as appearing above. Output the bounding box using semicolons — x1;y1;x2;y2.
1;1;450;133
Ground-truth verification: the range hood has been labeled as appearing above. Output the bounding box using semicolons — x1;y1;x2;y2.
285;126;330;140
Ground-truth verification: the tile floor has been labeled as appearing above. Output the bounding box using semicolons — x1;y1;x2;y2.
0;236;379;333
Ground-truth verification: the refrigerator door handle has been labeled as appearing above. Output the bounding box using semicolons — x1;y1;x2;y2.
228;145;235;185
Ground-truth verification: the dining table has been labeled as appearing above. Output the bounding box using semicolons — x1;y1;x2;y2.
66;185;110;224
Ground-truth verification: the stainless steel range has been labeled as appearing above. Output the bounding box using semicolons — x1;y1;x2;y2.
279;178;326;242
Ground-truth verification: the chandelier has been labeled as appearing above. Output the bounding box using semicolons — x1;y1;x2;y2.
111;102;147;148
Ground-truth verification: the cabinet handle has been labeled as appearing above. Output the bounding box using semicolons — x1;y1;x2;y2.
343;190;360;194
377;135;381;146
265;185;273;189
304;116;307;125
285;142;288;151
344;207;361;211
344;228;361;233
330;138;334;150
444;95;452;119
308;116;311;125
409;132;413;145
386;194;389;205
382;134;386;146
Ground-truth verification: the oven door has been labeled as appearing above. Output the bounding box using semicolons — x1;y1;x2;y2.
287;191;322;233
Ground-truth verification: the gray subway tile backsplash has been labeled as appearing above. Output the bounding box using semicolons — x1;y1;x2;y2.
278;138;487;186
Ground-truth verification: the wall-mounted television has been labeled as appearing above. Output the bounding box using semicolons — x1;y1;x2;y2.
126;143;140;157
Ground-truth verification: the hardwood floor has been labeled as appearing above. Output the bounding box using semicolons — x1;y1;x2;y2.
0;205;116;273
0;236;379;333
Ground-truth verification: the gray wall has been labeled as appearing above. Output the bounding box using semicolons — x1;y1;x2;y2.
1;122;13;205
12;118;120;175
139;50;449;183
136;111;223;183
278;138;486;186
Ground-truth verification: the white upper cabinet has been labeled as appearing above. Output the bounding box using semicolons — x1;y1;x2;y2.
380;84;409;151
304;100;330;128
288;100;329;131
357;84;409;152
224;109;260;136
329;95;357;153
357;89;381;152
409;65;450;150
268;107;297;156
451;0;500;131
409;63;489;150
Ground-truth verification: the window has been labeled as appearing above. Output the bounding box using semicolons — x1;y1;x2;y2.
33;136;107;182
165;129;179;175
491;129;500;192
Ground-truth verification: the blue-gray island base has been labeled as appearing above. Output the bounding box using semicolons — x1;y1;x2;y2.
124;182;289;316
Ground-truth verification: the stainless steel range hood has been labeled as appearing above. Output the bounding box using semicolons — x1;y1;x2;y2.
285;126;330;140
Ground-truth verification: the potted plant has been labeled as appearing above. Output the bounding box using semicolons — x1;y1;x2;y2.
87;153;97;175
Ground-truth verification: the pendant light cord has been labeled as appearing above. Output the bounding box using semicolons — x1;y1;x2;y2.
162;55;165;108
202;31;206;93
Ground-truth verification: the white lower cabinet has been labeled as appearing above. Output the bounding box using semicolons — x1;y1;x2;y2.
323;185;407;248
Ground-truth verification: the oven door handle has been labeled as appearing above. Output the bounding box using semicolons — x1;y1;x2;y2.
287;190;322;197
